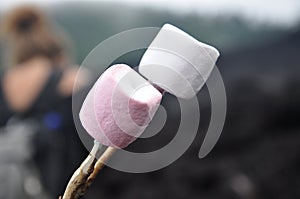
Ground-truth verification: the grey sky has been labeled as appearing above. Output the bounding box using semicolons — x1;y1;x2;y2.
1;0;300;27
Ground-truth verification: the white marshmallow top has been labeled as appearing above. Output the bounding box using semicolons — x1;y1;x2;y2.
139;24;220;99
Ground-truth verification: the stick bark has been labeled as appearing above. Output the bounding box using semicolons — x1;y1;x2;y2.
60;146;116;199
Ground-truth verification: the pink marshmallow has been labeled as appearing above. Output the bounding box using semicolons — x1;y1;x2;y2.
79;64;162;148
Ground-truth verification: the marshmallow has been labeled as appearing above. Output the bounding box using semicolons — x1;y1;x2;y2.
139;24;220;99
79;64;162;148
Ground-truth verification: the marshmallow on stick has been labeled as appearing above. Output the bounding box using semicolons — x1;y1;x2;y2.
61;64;162;199
80;64;162;148
139;24;219;99
61;24;220;199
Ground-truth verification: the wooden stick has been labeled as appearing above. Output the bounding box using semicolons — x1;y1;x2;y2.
85;147;117;188
60;145;117;199
60;142;100;199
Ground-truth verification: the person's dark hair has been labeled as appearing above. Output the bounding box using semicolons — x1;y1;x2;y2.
1;6;64;66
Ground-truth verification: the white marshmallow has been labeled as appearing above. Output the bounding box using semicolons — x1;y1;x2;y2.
139;24;220;99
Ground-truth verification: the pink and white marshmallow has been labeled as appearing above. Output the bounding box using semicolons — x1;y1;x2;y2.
80;24;220;149
79;64;162;148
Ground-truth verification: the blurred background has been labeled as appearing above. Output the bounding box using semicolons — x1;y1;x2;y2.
0;0;299;199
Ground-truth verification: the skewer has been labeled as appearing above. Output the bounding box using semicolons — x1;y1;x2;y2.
60;142;101;199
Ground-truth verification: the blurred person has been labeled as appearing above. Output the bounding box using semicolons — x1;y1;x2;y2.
0;6;87;198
